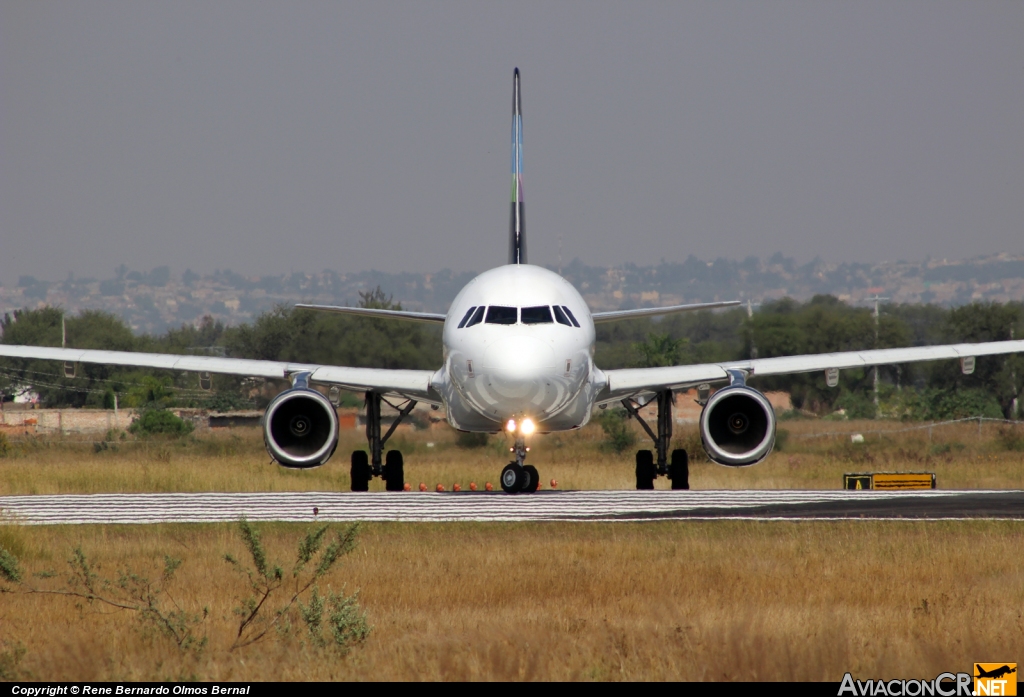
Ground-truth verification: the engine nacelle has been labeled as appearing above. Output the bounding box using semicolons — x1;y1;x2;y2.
263;388;339;469
699;385;776;467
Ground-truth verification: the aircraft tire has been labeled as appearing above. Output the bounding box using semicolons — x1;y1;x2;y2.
350;451;370;492
501;463;525;493
521;465;539;493
669;449;689;490
383;450;405;492
635;450;655;490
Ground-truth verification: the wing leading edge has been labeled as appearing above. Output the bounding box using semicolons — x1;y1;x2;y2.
294;304;446;323
0;345;441;403
600;339;1024;402
591;300;741;323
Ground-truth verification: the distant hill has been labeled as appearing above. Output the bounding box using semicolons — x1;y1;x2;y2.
3;253;1023;334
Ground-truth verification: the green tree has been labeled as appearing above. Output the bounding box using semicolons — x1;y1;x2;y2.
925;302;1023;418
0;308;136;407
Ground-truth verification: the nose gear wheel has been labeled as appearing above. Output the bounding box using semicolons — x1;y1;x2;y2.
501;463;525;493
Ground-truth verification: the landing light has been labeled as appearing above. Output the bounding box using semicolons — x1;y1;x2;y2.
506;419;517;433
520;418;536;435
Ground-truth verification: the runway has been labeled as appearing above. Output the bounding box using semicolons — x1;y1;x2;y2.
1;489;1022;524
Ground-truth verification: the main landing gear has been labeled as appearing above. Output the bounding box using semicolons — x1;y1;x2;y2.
621;389;689;491
350;391;417;492
500;436;540;494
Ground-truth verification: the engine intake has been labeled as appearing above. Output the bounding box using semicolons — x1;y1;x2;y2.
263;388;339;468
699;385;776;467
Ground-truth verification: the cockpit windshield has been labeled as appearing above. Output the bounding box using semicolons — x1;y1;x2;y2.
464;306;485;327
458;306;478;328
521;306;553;324
485;306;518;325
459;304;579;327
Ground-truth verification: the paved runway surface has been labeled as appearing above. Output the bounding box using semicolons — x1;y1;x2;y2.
1;490;1022;524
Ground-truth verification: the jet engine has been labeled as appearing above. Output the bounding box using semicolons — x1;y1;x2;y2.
699;385;776;467
263;387;339;468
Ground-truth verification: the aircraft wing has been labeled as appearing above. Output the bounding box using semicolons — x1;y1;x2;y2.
591;300;741;323
0;345;440;403
294;304;446;323
600;339;1024;402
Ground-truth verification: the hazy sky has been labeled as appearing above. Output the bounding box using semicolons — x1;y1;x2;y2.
2;2;1022;283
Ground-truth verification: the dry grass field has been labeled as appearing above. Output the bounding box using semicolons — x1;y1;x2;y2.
1;417;1023;494
0;520;1021;681
1;418;1022;681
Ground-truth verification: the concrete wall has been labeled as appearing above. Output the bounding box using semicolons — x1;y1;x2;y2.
0;409;134;435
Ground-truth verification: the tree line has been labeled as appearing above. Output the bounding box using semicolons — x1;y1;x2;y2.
1;292;1021;420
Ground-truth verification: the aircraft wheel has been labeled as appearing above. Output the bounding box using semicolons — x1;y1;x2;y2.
383;450;405;492
669;449;689;490
521;465;539;493
350;451;370;492
635;450;655;490
501;463;525;493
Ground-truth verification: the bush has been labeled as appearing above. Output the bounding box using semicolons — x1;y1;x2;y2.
835;391;876;420
129;408;194;437
456;431;489;448
598;408;637;453
0;432;8;458
774;428;790;452
997;426;1024;452
204;391;251;413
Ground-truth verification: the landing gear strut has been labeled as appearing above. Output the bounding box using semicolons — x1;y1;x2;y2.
500;436;539;493
622;389;689;490
350;391;417;492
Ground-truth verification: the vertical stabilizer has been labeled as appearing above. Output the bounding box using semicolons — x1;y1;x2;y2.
508;68;526;264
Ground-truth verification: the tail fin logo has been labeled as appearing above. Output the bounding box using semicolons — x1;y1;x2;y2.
508;68;526;264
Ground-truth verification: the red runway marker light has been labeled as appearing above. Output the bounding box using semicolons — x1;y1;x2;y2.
485;482;493;491
313;506;319;516
436;483;445;492
403;482;411;491
550;479;558;489
469;482;477;491
419;482;427;492
536;481;542;490
453;483;462;492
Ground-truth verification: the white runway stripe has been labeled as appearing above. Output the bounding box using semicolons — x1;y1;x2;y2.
1;490;1019;524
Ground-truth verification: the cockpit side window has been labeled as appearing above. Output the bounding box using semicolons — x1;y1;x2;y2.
561;306;581;328
521;306;553;324
465;306;486;327
458;306;478;328
552;305;572;326
485;306;518;325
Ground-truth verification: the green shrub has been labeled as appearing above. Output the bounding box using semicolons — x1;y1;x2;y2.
129;408;194;437
835;391;876;419
997;426;1024;452
598;408;637;453
774;428;790;452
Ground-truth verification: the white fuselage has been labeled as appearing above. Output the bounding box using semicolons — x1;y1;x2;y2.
432;264;600;433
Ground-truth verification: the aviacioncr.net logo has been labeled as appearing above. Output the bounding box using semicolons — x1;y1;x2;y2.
839;672;973;696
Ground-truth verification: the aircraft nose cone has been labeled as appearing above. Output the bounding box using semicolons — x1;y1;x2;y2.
480;336;556;402
483;336;555;375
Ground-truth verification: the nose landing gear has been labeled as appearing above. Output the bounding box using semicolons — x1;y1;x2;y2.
500;436;540;493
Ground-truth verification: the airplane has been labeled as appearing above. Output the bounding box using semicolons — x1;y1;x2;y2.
2;68;1024;494
975;666;1016;680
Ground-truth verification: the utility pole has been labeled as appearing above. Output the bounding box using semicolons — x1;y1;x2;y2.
867;294;889;418
746;299;761;359
1012;327;1019;420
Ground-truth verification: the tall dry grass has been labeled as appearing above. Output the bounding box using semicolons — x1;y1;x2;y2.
0;521;1021;680
1;417;1022;495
